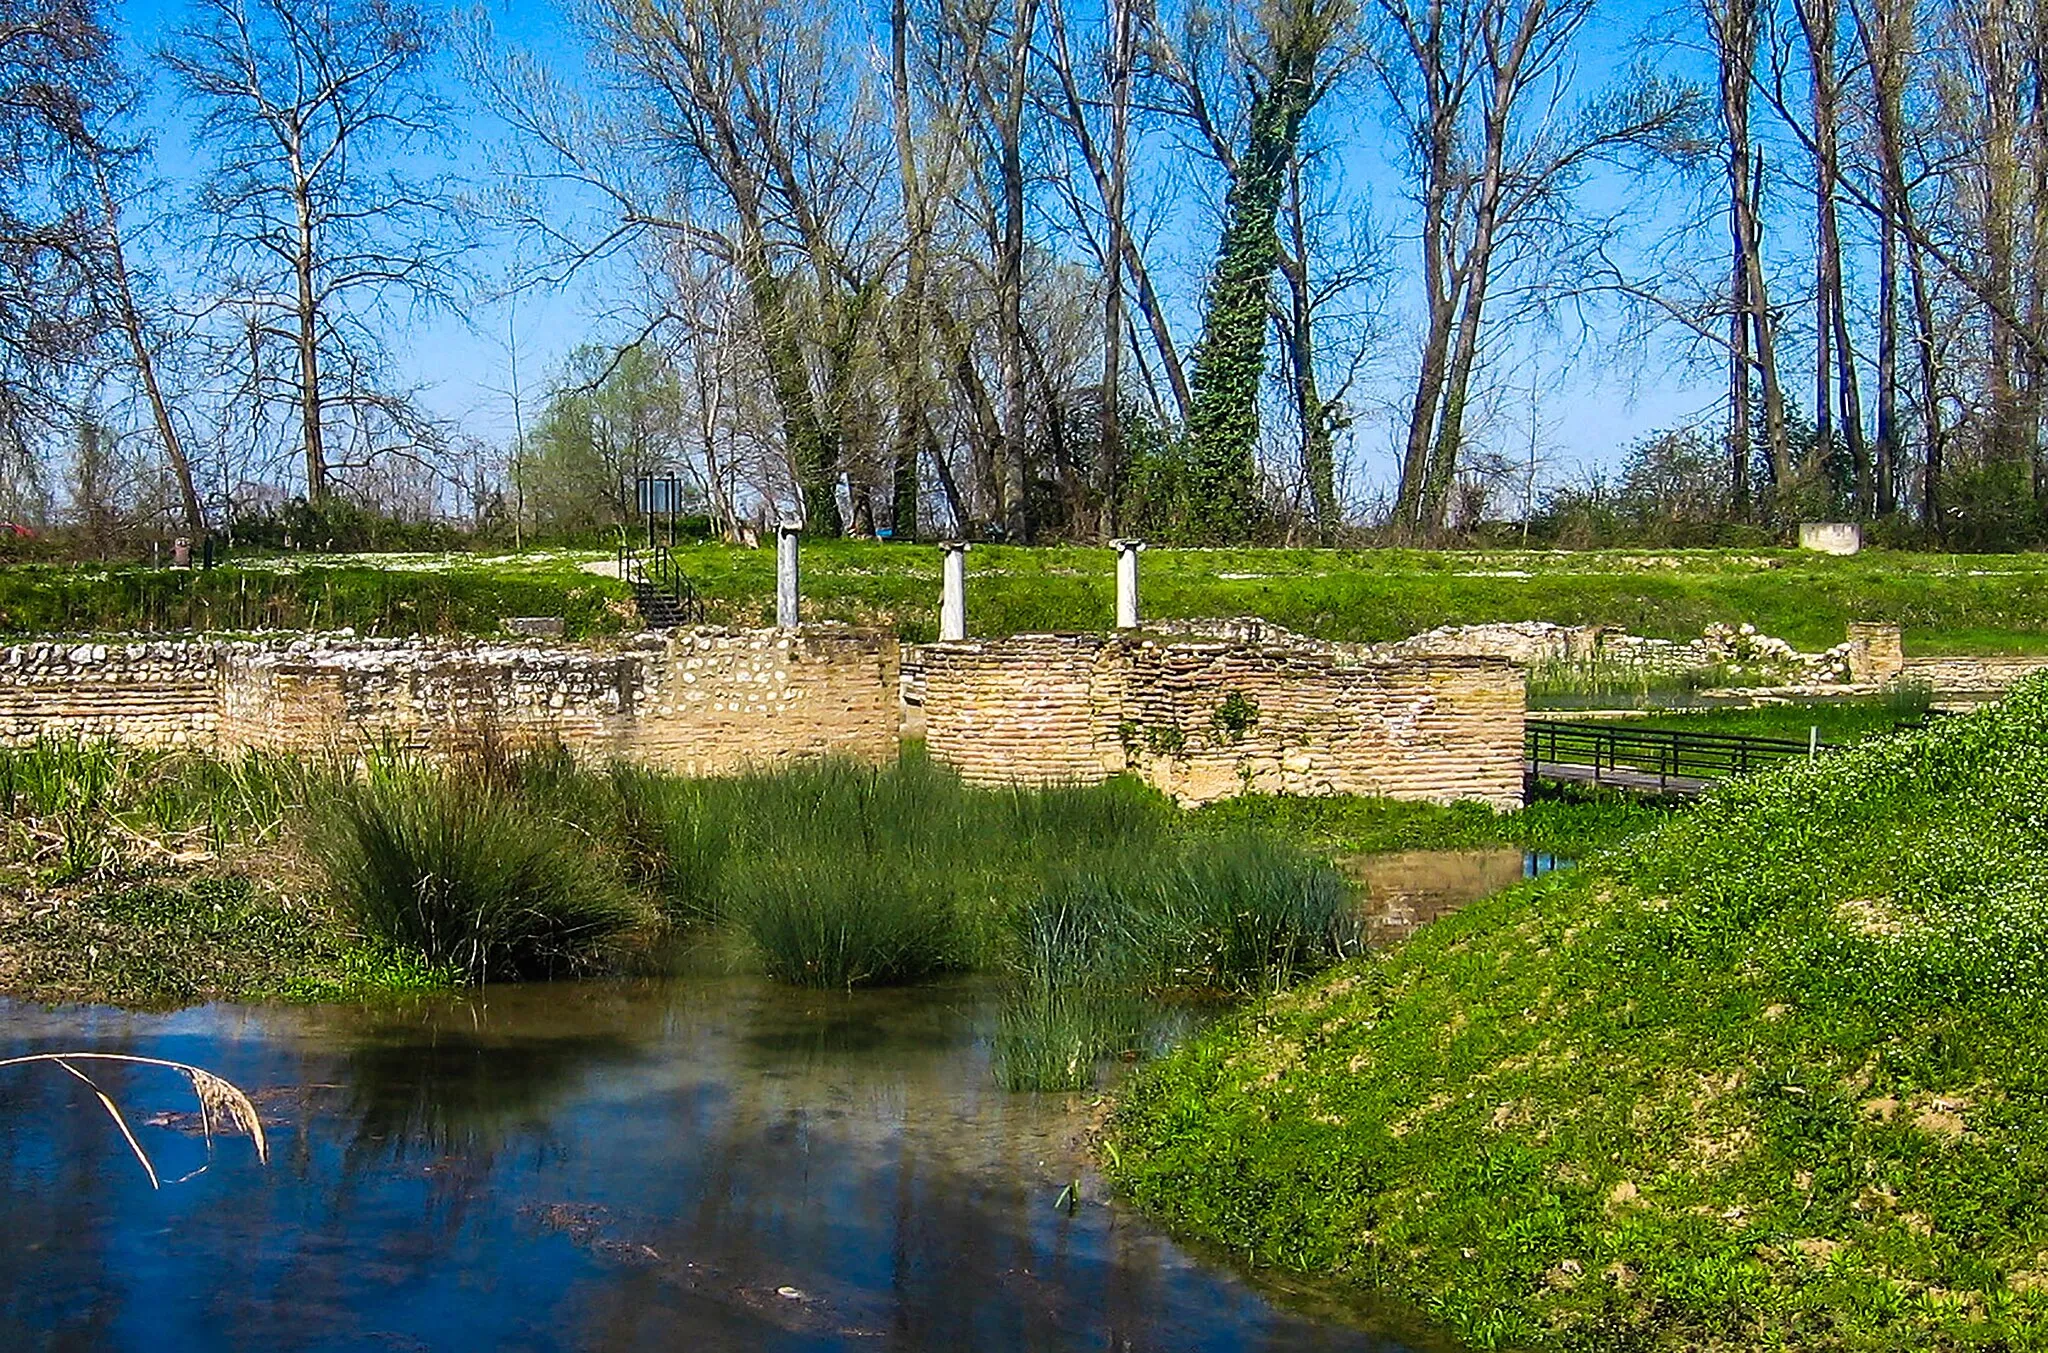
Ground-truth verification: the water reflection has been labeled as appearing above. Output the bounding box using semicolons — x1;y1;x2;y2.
1345;849;1570;948
0;980;1458;1352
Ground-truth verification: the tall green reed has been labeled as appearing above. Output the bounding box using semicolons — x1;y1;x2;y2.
317;759;646;983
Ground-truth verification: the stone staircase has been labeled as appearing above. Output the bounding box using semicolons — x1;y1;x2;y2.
620;543;703;630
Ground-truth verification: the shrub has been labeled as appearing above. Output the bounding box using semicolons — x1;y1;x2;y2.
319;766;644;982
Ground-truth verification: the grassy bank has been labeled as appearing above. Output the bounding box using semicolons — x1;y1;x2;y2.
1108;677;2048;1350
13;543;2048;653
0;552;630;638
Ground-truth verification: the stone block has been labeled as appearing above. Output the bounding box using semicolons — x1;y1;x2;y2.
1798;522;1863;555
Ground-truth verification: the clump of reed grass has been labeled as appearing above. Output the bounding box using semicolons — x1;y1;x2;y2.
1153;837;1357;994
318;763;645;982
724;856;959;988
605;765;728;923
1019;836;1355;998
993;837;1352;1089
993;988;1145;1092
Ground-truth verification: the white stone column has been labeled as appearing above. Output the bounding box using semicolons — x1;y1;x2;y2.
1113;539;1144;630
776;521;801;629
940;542;969;641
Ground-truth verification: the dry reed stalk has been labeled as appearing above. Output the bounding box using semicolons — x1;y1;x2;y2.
0;1052;270;1188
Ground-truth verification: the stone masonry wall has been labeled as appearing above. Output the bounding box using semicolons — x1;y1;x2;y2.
3;628;899;773
919;635;1119;785
920;634;1525;808
0;641;220;747
218;639;646;757
632;628;901;774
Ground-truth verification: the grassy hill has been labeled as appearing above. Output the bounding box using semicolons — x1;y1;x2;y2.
9;543;2048;652
1108;676;2048;1350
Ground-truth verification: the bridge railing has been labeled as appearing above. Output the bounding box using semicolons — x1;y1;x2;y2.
1525;719;1827;792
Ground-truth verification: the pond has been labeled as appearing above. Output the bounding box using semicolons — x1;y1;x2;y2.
0;977;1461;1352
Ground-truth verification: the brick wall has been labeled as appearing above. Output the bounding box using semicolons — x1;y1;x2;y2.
3;628;899;772
0;641;220;747
920;634;1526;808
920;635;1120;784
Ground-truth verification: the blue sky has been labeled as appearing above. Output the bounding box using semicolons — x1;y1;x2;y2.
112;0;1726;508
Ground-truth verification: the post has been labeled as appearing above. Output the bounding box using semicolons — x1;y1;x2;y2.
1113;538;1143;630
776;520;801;629
940;542;969;641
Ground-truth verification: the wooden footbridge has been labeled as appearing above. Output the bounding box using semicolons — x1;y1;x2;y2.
1525;720;1829;797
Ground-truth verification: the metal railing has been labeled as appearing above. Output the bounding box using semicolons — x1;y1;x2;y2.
1525;719;1828;793
617;539;704;627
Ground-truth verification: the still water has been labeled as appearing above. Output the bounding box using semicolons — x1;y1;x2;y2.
0;978;1461;1352
1346;849;1569;948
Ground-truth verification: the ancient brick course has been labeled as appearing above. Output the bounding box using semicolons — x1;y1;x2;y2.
0;641;221;747
1;628;899;773
920;634;1525;808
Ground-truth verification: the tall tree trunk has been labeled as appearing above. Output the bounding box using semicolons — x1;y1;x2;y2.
1744;155;1792;489
888;0;924;540
1801;0;1869;510
1183;5;1328;542
1278;159;1336;537
1392;89;1456;535
1875;213;1899;514
292;177;327;506
1099;0;1133;534
1421;252;1491;535
98;177;203;536
743;233;843;534
997;0;1039;541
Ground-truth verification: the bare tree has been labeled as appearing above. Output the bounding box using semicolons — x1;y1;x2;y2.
1379;0;1692;536
0;0;120;469
93;166;204;534
167;0;461;507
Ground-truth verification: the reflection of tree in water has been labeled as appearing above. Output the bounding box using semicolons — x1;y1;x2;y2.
337;1007;651;1170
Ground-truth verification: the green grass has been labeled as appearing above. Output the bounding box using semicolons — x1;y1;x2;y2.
0;875;449;1006
0;552;628;638
318;762;648;982
1620;684;1937;745
1108;674;2048;1350
1194;786;1667;861
0;734;1637;1015
15;542;2048;653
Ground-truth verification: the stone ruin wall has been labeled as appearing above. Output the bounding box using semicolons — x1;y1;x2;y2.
4;623;1522;808
0;628;900;774
920;634;1525;809
0;641;221;747
630;628;901;774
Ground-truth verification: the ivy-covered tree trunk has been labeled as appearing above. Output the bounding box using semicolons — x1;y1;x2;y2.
743;244;843;536
1183;20;1326;543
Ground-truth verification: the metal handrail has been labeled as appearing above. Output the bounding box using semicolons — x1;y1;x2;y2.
617;538;704;626
1524;718;1831;792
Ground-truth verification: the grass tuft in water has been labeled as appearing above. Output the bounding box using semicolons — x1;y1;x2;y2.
725;856;959;988
319;762;646;982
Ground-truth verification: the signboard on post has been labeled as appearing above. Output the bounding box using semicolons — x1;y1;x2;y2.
633;473;684;548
